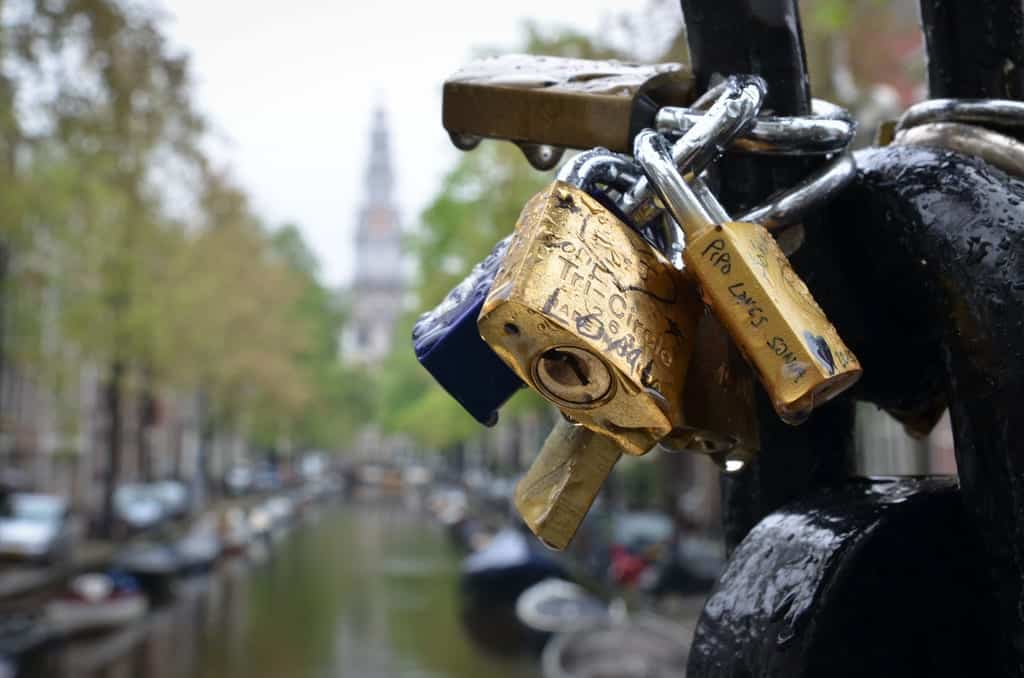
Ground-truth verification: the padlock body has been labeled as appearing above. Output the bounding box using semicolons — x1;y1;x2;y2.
443;55;694;153
413;237;523;426
684;221;862;423
479;181;701;455
514;418;622;551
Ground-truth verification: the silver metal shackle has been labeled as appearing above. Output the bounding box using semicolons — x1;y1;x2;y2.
620;75;766;219
556;148;640;194
634;130;715;235
635;130;858;238
656;98;856;156
896;98;1024;133
893;122;1024;179
739;152;857;229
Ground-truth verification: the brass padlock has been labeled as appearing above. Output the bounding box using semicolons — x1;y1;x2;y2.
636;130;862;424
478;179;702;455
443;54;694;162
514;417;621;550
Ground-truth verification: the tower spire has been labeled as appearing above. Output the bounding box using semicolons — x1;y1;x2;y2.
342;105;405;365
365;106;393;208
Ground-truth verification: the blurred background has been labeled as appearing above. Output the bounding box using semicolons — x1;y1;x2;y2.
0;0;957;676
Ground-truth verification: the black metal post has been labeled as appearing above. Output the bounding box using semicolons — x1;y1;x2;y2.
919;0;1024;99
918;2;1024;674
679;0;856;550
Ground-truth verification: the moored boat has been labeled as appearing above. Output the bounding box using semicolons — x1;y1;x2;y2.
541;615;690;678
45;572;148;637
459;527;570;656
175;517;221;575
113;541;179;600
217;508;251;556
515;578;608;635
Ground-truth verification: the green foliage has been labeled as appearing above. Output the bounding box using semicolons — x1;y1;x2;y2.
0;0;369;464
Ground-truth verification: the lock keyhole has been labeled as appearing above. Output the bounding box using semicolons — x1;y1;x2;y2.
534;346;613;407
545;349;591;386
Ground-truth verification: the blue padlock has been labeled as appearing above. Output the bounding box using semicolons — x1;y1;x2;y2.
412;149;641;426
413;236;522;426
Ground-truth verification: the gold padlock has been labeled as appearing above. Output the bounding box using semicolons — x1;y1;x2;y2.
514;417;622;550
478;181;703;455
636;131;862;424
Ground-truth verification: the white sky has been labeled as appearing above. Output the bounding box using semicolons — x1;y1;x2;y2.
162;0;657;286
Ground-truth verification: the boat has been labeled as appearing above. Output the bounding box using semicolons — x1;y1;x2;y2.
150;480;190;520
175;517;221;575
515;579;608;634
113;484;165;532
218;508;251;556
264;496;295;537
0;608;52;657
0;493;75;564
45;572;148;636
113;541;179;599
459;527;570;655
541;615;690;678
247;504;273;541
461;527;569;603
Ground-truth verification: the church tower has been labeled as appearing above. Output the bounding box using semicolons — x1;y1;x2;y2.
342;107;404;365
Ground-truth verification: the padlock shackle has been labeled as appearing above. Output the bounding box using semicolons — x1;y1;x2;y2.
896;98;1024;133
555;148;639;194
622;75;764;220
738;152;856;229
634;130;717;236
894;123;1024;178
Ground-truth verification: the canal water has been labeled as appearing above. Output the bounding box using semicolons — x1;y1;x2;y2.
24;496;541;678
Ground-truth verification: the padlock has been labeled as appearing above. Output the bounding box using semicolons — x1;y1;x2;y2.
660;153;858;461
478;170;703;456
412;236;523;426
442;54;695;166
514;416;622;550
413;150;649;426
636;130;862;424
510;149;860;548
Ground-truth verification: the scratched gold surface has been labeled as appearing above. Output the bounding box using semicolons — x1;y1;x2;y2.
514;418;622;550
684;221;862;423
479;181;702;455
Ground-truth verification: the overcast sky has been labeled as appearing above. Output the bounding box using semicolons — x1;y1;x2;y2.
162;0;658;286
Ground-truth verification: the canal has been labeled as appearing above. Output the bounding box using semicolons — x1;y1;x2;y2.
23;496;541;678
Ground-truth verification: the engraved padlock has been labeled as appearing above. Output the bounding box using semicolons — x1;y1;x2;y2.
636;130;862;424
414;150;650;426
478;158;703;455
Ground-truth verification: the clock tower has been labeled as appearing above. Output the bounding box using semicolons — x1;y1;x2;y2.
342;107;405;365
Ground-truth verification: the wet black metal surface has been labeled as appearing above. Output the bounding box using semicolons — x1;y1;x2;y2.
686;141;1024;676
679;0;855;552
816;144;1024;676
919;0;1024;100
679;0;810;116
687;477;997;677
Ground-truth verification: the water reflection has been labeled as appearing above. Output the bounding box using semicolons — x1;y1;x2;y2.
24;498;540;678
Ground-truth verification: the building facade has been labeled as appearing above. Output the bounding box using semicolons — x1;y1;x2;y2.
341;107;405;366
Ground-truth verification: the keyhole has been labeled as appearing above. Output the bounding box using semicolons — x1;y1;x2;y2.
534;346;613;407
544;349;591;387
